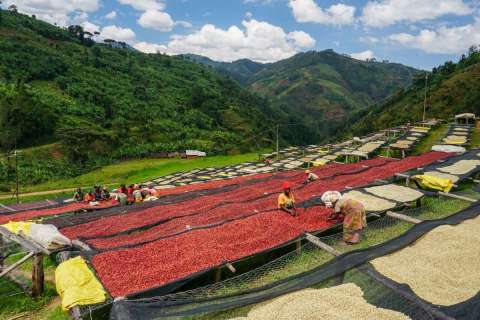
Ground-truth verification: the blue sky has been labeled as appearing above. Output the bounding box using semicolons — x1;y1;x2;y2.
3;0;480;69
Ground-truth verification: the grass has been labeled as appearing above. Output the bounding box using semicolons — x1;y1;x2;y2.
0;254;70;320
412;124;449;155
469;125;480;149
1;152;263;196
190;195;470;320
0;192;72;206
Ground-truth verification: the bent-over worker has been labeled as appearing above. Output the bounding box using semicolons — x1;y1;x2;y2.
322;191;367;245
278;182;297;217
305;170;319;183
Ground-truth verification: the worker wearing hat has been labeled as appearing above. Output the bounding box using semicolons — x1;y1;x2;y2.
322;191;367;245
305;169;319;184
278;182;297;217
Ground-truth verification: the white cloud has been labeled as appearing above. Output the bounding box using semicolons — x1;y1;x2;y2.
100;25;136;43
359;36;379;44
3;0;99;26
134;41;168;53
288;0;356;26
388;19;480;54
243;0;274;4
361;0;472;27
70;11;99;33
135;19;316;63
138;9;175;31
105;11;117;20
287;31;316;48
82;21;101;34
117;0;165;11
350;50;375;61
175;21;193;28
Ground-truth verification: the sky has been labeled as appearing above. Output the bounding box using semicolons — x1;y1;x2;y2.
2;0;480;70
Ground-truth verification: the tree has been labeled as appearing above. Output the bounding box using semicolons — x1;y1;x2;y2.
0;84;58;150
8;4;17;12
56;117;116;163
67;25;85;43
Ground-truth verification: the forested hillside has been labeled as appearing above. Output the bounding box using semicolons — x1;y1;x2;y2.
348;47;480;136
0;11;291;186
188;50;419;142
0;11;290;183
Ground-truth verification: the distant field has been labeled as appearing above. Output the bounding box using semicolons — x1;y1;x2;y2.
0;152;263;202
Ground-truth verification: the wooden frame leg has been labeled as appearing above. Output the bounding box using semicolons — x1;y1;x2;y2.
0;235;4;271
295;240;302;254
32;253;44;298
214;268;222;283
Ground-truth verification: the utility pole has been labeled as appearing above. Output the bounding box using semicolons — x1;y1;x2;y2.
276;124;279;162
422;72;429;124
14;148;19;204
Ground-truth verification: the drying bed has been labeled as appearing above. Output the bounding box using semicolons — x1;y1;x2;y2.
80;152;451;298
61;159;394;241
0;199;119;224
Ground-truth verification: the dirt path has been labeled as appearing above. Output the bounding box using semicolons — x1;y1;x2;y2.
0;189;74;200
0;183;119;201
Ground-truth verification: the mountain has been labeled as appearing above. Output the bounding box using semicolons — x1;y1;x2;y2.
349;48;480;136
186;50;420;142
0;11;279;159
247;50;420;141
181;54;268;85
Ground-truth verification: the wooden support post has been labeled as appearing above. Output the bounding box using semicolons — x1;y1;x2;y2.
214;268;222;283
32;253;44;298
295;239;302;254
386;211;422;224
0;251;35;278
226;263;236;273
305;233;341;256
416;197;423;208
0;234;4;271
438;192;477;203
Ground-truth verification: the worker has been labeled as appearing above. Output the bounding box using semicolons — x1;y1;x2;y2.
133;184;143;203
278;182;297;217
118;184;128;195
322;191;367;245
93;185;103;201
305;170;319;183
127;184;135;204
73;188;84;202
84;191;95;203
102;187;110;200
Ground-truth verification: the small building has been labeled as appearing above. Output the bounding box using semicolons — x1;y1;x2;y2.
185;150;207;159
455;113;476;125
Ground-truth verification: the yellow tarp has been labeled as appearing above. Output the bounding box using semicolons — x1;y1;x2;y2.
2;221;33;235
311;159;329;166
412;175;454;193
412;126;429;133
55;256;107;310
